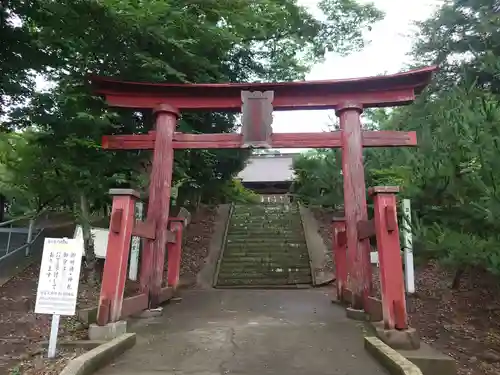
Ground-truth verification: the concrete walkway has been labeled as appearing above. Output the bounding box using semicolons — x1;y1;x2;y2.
96;289;387;375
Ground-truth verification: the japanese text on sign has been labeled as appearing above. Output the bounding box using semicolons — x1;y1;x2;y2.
34;238;84;316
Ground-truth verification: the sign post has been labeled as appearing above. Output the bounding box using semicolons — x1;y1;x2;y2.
402;199;415;294
129;200;144;281
35;237;83;358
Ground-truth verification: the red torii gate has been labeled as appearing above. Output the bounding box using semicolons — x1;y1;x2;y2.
90;65;436;325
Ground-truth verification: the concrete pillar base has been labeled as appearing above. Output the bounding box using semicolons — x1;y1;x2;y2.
88;320;127;341
331;296;343;305
372;321;420;350
346;307;367;321
330;290;346;306
132;307;163;319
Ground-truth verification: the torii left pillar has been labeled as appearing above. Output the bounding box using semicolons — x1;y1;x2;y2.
140;104;179;307
336;103;372;311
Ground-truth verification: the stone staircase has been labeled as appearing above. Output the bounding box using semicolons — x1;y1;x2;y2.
216;202;312;287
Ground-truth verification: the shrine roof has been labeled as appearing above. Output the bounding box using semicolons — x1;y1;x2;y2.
237;154;296;183
90;65;437;111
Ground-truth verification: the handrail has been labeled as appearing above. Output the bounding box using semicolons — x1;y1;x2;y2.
0;208;50;258
0;227;45;262
0;213;34;228
213;203;234;287
0;207;49;228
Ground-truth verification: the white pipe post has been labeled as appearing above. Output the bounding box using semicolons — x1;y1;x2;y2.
47;314;60;358
6;224;12;254
402;198;415;294
26;218;35;256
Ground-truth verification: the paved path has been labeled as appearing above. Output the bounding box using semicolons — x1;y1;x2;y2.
97;289;387;375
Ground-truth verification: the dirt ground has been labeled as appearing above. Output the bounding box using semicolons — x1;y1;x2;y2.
1;205;217;375
312;207;500;375
163;206;217;287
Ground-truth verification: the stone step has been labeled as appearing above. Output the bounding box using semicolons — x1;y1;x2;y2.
233;215;299;217
228;230;302;235
231;214;300;219
225;242;306;248
220;255;309;262
220;260;311;273
222;253;309;260
219;262;311;270
216;276;312;286
221;257;309;266
233;206;298;211
219;267;311;278
224;248;309;259
231;216;300;221
232;208;299;213
228;227;300;231
219;259;310;272
224;249;307;254
223;247;308;254
231;219;299;222
233;206;297;210
217;273;312;280
224;248;307;254
217;203;311;287
226;237;305;242
228;225;303;230
225;241;306;248
218;274;311;280
230;221;300;225
229;223;303;229
226;237;305;243
231;213;300;218
227;229;302;234
231;213;299;218
231;219;300;222
228;233;304;238
226;238;305;243
232;212;299;216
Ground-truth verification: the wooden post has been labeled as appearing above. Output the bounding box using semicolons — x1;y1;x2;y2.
139;104;179;307
167;219;183;289
97;189;138;325
336;103;372;310
369;186;408;330
332;217;347;301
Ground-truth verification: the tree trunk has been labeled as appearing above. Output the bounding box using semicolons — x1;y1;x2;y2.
80;193;98;285
0;194;5;222
451;266;466;289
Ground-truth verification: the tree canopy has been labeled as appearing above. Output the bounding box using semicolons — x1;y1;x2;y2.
292;0;500;283
1;0;383;217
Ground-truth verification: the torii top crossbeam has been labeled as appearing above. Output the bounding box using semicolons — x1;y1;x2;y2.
91;66;437;111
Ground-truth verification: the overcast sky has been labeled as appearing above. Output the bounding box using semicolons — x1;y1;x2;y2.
273;0;442;152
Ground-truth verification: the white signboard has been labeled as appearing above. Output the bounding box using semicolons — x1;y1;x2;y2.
73;225;109;259
35;238;84;316
129;201;144;281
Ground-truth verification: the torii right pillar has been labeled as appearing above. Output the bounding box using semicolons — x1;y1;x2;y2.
336;103;372;311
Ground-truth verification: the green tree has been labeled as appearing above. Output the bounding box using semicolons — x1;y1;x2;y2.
411;0;500;90
292;149;344;208
2;0;384;276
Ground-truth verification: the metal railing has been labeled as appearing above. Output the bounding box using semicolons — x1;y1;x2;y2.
0;211;46;262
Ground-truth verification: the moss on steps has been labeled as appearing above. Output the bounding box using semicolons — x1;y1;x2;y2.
216;202;312;287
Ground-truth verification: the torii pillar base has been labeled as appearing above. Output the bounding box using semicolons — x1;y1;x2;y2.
371;321;420;350
346;307;367;321
88;320;127;341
